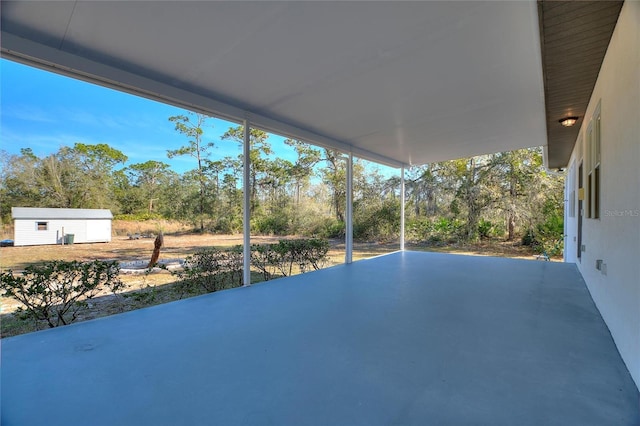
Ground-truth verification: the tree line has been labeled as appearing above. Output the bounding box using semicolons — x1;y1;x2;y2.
0;113;564;246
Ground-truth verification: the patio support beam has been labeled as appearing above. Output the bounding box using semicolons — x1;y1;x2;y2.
242;119;251;286
400;166;405;251
345;152;353;264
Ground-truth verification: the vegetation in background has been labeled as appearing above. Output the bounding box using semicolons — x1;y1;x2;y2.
403;150;564;246
0;113;565;249
167;114;215;232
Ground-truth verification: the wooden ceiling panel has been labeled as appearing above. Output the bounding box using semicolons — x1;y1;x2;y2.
538;0;623;169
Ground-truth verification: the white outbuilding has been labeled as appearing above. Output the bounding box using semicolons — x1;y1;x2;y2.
11;207;113;246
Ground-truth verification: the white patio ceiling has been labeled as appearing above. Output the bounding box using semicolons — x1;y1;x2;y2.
1;1;547;168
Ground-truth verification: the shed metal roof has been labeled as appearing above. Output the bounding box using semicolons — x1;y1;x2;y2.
11;207;113;220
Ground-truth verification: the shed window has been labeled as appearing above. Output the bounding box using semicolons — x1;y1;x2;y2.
36;222;48;231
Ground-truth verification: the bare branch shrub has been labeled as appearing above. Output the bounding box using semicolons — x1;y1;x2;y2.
0;260;125;328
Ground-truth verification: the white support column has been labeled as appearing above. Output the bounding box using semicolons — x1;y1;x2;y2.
242;119;251;286
345;152;353;264
400;166;405;251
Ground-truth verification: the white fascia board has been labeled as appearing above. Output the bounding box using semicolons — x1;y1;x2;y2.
1;32;405;169
542;144;551;171
541;144;564;173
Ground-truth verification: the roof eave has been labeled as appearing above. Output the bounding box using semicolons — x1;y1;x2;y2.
538;0;623;170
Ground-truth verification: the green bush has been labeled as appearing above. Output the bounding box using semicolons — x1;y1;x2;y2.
406;217;466;243
491;222;506;238
431;217;464;242
353;199;400;241
477;219;493;240
172;246;244;297
0;260;125;328
251;238;329;281
522;211;564;254
535;209;564;256
521;230;537;246
114;212;164;221
253;214;290;235
304;217;344;239
406;218;433;241
325;221;345;239
171;239;329;293
211;216;242;234
537;213;563;242
288;238;329;273
434;217;452;234
250;243;282;281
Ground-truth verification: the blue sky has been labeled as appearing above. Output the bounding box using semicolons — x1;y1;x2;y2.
0;59;299;173
1;59;396;178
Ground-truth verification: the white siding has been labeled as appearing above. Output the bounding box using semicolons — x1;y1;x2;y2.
14;219;58;246
564;0;640;388
85;220;112;242
14;219;111;246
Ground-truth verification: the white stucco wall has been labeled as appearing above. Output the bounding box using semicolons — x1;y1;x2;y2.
564;0;640;388
14;219;112;246
564;157;578;263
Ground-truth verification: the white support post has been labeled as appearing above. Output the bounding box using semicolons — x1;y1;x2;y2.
345;152;353;264
243;119;251;286
400;166;405;251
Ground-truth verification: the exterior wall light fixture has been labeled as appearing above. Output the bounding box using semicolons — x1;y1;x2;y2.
559;116;579;127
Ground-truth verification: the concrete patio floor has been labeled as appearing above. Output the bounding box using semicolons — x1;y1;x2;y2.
2;251;638;425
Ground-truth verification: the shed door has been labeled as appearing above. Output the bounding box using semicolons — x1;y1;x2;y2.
86;220;110;241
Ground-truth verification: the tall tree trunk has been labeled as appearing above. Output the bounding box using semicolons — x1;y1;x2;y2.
251;172;258;211
147;233;164;268
466;158;478;240
507;212;516;241
507;164;517;241
199;182;204;233
427;189;436;215
197;153;205;233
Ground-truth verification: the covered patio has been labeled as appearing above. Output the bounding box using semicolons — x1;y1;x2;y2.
2;1;638;423
3;251;638;425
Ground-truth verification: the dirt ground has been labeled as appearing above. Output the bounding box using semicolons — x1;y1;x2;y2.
0;234;552;337
0;234;387;312
0;234;281;271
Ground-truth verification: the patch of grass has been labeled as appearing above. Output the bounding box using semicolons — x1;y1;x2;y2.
1;313;45;337
112;219;191;237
